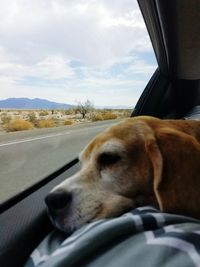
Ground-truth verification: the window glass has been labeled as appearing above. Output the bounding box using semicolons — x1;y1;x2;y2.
0;0;157;204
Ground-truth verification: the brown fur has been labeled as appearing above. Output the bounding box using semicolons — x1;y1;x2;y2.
49;116;200;232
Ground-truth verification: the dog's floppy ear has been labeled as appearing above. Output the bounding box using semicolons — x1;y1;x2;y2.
145;134;163;211
146;127;200;218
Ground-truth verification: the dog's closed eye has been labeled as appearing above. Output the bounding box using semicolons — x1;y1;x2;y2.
98;152;121;168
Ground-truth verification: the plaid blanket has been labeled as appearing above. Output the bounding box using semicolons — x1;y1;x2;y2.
25;206;200;267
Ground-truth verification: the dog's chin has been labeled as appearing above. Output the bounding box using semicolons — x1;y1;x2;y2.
49;210;103;235
48;214;76;234
54;220;78;235
56;209;135;234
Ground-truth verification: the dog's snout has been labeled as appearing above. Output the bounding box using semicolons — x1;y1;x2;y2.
45;190;72;211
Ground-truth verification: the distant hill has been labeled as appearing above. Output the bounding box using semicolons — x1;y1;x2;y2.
0;98;73;109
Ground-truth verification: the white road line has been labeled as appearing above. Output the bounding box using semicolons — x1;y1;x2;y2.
0;132;70;147
0;124;109;147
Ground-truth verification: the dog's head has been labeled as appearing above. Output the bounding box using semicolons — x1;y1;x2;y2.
45;116;200;233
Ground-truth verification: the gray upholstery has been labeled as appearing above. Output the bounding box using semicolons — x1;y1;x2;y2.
25;207;200;267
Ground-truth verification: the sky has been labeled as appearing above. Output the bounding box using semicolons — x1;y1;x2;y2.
0;0;157;107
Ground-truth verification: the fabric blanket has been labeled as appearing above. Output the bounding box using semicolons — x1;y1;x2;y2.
25;206;200;267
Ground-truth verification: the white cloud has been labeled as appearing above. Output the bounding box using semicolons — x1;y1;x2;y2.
0;0;157;106
127;60;157;75
0;50;74;81
28;56;74;80
0;0;152;66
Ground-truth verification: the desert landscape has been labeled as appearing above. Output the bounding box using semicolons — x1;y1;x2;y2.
0;108;132;133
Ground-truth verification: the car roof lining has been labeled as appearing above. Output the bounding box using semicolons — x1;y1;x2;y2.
138;0;200;80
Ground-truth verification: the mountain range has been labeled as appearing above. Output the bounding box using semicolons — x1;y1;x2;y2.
0;98;132;110
0;98;73;109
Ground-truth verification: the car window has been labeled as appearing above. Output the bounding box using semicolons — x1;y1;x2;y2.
0;0;157;204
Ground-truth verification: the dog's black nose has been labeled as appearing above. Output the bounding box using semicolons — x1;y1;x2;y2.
45;190;72;211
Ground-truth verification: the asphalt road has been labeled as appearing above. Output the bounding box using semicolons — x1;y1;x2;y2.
0;119;120;204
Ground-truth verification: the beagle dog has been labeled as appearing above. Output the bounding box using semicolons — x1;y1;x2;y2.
45;116;200;233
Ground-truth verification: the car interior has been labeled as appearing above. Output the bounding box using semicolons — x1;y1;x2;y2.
0;0;200;266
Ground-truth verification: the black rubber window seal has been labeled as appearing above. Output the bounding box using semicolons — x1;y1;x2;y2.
0;158;79;213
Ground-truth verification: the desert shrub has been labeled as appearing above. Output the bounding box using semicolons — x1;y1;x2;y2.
27;112;37;124
1;115;11;124
90;113;103;122
39;110;49;116
6;119;33;132
102;112;117;120
64;120;73;125
37;119;55;128
122;110;132;117
13;115;20;120
64;109;75;115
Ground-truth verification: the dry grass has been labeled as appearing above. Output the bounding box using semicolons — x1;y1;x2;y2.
37;119;55;128
64;109;75;115
0;108;128;133
6;119;33;132
102;112;117;120
124;110;132;117
1;115;11;124
64;120;73;125
39;110;49;116
27;112;37;123
91;113;103;122
91;112;118;121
